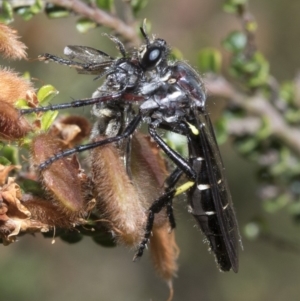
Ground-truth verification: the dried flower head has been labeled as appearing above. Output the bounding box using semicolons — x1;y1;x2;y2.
0;68;34;104
0;69;34;140
0;24;27;60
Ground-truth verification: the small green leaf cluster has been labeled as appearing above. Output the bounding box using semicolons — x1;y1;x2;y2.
0;0;43;22
197;48;222;74
16;84;59;133
223;31;269;88
212;1;300;226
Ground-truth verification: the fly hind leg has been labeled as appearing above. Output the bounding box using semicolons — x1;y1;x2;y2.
133;188;177;260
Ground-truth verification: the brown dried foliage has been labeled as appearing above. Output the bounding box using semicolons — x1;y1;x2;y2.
0;164;21;186
50;115;92;147
0;173;50;245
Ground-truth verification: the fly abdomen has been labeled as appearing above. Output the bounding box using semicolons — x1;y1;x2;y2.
187;157;234;272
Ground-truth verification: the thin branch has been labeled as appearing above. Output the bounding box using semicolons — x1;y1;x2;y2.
227;117;261;136
206;74;300;156
47;0;140;46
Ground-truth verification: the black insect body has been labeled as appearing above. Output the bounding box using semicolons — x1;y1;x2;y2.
20;27;241;272
135;61;241;272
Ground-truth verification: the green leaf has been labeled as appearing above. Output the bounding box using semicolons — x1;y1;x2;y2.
15;7;34;21
197;48;222;73
0;1;13;23
15;0;43;20
37;85;59;105
1;145;19;165
76;18;97;33
244;217;268;239
223;31;247;53
263;195;289;213
40;110;58;131
23;71;31;81
215;117;229;145
45;3;70;18
280;82;295;105
165;132;188;157
245;20;258;33
234;136;259;155
229;51;269;87
0;156;11;166
30;0;43;14
96;0;114;11
284;109;300;124
20;179;44;196
244;222;260;239
256;117;271;140
169;48;183;61
223;0;248;13
45;3;70;19
247;53;269;87
131;0;148;15
15;99;30;109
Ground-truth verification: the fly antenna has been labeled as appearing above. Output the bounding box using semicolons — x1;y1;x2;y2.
140;19;150;46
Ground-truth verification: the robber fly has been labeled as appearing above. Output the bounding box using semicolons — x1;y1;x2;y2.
135;60;241;272
20;24;241;272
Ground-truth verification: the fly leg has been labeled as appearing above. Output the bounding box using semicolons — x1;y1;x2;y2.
133;168;184;260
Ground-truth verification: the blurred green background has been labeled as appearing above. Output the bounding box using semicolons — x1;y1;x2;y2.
2;0;300;300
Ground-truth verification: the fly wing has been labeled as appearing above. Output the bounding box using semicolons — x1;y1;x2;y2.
196;110;240;272
63;46;114;74
187;109;241;272
64;46;113;63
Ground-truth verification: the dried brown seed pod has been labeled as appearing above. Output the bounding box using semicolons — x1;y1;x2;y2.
91;136;147;247
31;133;88;218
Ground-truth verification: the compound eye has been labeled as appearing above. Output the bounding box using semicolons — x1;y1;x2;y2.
149;48;160;61
141;46;162;69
